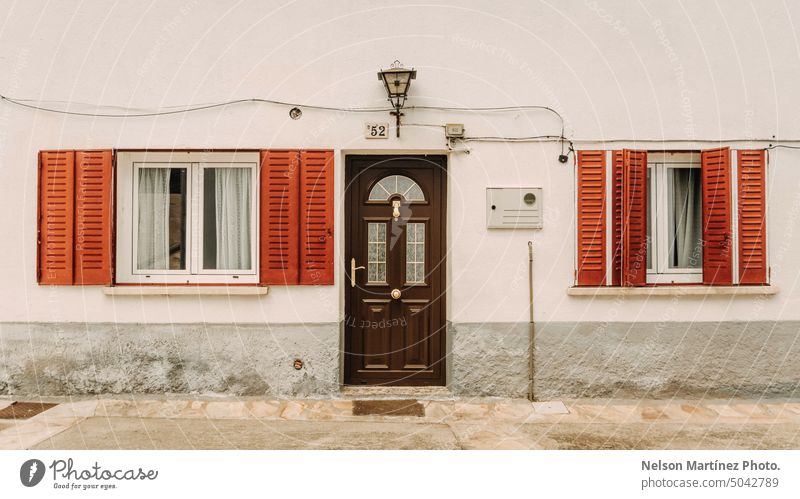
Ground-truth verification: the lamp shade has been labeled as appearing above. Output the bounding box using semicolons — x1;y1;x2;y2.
378;67;416;99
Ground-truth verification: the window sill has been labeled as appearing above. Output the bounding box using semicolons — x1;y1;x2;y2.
103;286;269;296
567;285;778;297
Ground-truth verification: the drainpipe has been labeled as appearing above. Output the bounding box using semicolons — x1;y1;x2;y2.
527;240;536;402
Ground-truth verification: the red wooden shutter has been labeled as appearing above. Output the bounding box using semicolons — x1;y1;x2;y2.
737;149;767;284
74;150;113;284
622;149;647;286
259;150;300;284
576;151;606;286
38;150;75;285
611;150;623;286
701;147;733;285
299;150;334;285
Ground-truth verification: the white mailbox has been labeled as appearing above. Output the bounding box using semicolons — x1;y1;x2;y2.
486;187;543;229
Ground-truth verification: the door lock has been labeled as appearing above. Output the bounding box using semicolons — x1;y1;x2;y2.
350;258;365;288
390;288;402;300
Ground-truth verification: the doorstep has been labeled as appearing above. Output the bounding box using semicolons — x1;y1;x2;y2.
339;385;456;400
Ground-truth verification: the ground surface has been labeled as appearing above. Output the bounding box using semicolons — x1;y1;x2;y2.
0;397;798;450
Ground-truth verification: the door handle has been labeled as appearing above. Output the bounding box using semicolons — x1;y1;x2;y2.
350;258;365;288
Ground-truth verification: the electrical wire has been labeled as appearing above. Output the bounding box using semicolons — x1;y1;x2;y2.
410;104;567;151
9;93;797;155
8;93;800;151
458;134;575;159
403;123;446;129
459;134;565;142
0;93;567;125
0;93;571;152
0;95;392;117
573;137;797;144
408;104;564;131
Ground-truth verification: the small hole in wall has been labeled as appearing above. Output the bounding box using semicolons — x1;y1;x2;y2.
293;359;303;370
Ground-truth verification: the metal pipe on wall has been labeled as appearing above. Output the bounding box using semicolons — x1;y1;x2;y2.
528;240;536;402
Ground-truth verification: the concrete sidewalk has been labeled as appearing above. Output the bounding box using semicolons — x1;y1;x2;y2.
1;396;798;450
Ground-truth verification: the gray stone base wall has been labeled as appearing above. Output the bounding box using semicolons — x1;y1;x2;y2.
450;321;800;399
2;321;799;399
0;322;339;397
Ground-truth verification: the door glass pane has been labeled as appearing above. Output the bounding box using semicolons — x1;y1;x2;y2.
137;167;186;270
203;167;252;270
367;223;387;283
368;175;425;201
668;168;702;269
406;223;425;284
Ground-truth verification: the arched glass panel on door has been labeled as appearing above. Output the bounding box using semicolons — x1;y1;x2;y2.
368;175;425;202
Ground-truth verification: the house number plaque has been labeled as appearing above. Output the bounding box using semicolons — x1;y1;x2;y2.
364;122;389;139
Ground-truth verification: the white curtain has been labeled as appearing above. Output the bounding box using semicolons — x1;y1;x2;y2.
671;169;702;268
215;168;252;270
137;168;171;270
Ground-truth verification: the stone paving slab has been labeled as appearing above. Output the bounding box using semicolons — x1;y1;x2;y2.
511;422;800;450
32;417;461;450
91;398;800;424
532;401;569;415
30;417;800;451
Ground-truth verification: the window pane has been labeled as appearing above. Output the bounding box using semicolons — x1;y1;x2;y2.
367;223;387;283
668;168;702;269
368;175;425;202
406;222;425;283
137;168;186;270
203;167;252;270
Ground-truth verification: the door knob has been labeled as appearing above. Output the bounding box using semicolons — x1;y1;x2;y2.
350;258;365;288
390;288;401;300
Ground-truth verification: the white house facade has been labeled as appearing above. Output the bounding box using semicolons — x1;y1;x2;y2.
1;0;798;398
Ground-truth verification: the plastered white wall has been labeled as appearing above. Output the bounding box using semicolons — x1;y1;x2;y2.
1;0;799;324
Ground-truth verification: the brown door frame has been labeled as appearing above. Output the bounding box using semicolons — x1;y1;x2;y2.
344;154;447;386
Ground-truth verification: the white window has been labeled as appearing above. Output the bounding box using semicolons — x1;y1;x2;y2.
116;151;259;284
646;152;703;284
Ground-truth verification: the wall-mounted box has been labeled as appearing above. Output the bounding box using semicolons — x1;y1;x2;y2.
486;187;543;229
445;123;465;138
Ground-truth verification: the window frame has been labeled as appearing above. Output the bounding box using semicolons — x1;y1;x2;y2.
646;152;703;284
131;161;192;277
116;151;260;285
194;162;258;275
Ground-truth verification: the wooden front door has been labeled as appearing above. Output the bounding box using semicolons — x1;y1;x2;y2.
344;155;446;385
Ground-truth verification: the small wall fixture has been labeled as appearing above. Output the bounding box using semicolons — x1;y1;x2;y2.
377;60;416;137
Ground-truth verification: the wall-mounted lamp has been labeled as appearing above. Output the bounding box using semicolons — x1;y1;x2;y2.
377;60;416;137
